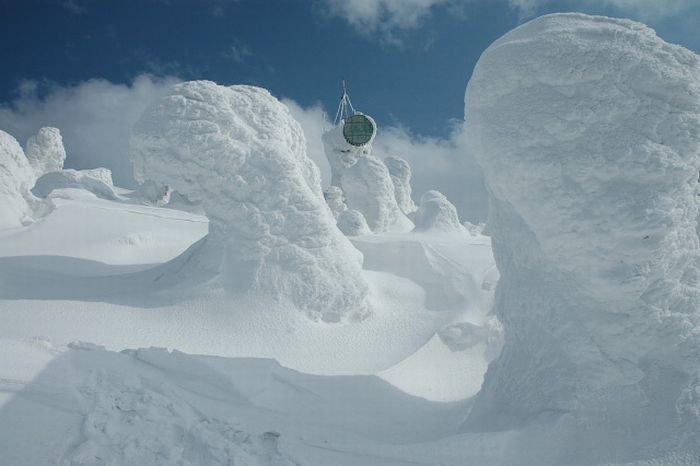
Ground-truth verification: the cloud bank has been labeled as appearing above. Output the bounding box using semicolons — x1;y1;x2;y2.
322;0;698;35
0;75;179;188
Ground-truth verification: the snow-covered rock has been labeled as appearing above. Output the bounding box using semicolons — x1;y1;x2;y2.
384;155;416;214
24;127;66;178
323;125;412;233
466;12;700;456
0;130;36;229
130;81;370;322
337;209;371;236
412;190;461;233
323;185;347;218
33;168;118;200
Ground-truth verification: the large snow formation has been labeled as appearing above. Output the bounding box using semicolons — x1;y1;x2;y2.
322;124;412;233
130;81;369;322
24;127;66;178
0;130;37;229
466;12;700;457
384;155;417;214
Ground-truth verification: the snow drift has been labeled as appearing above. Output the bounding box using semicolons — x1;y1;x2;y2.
130;81;370;322
0;130;37;229
466;12;700;460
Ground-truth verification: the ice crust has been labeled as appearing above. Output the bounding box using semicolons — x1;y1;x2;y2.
130;81;369;322
322;124;413;233
0;130;36;229
24;127;66;178
466;12;700;453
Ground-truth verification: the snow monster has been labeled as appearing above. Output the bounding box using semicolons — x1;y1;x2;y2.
465;13;700;462
130;81;370;323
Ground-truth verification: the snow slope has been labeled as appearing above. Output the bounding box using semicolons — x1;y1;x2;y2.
466;12;700;462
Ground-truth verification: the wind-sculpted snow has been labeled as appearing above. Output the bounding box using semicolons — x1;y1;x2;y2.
33;168;118;200
412;190;462;233
466;12;700;460
0;130;36;229
323;125;412;233
130;81;369;322
24;127;66;178
384;155;416;214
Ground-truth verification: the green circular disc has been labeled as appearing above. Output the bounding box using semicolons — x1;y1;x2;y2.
343;114;375;146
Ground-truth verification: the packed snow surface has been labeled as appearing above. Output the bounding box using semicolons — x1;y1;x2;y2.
466;12;700;463
130;81;370;322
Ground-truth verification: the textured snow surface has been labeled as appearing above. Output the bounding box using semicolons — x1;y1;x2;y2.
0;129;36;229
24;127;66;178
384;155;417;214
466;12;700;461
323;124;412;233
412;190;462;233
130;81;369;322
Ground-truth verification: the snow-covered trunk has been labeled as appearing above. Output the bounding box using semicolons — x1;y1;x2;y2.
465;12;700;441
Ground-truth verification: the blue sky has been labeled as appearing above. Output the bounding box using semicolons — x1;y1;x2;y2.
1;0;699;221
2;0;698;137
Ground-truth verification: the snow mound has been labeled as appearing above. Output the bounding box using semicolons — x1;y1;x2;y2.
24;127;66;178
466;11;700;457
323;124;412;233
130;81;369;322
33;168;118;200
0;130;36;229
412;190;462;233
337;209;371;236
384;155;417;214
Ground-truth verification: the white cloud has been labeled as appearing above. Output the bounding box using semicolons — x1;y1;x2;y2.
322;0;454;35
0;74;180;188
322;0;697;35
372;123;487;222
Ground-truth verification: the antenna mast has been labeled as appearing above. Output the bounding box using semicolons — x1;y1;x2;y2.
333;79;357;126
